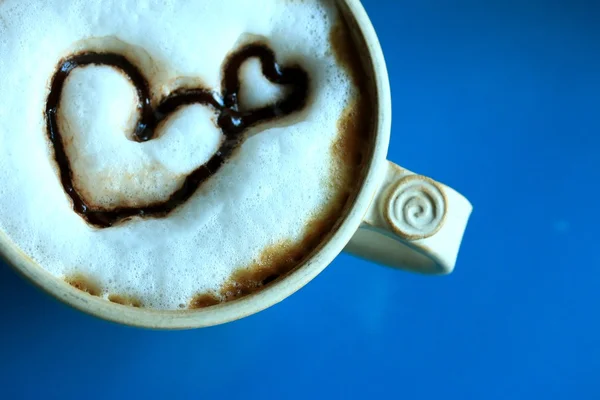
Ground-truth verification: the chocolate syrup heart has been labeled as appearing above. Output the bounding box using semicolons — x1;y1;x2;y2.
45;43;309;228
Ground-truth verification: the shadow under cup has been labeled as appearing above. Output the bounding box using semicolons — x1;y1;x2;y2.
0;0;387;328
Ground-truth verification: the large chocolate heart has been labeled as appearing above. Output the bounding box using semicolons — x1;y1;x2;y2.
45;43;309;228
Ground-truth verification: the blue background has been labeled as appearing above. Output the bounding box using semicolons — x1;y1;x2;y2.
1;0;599;398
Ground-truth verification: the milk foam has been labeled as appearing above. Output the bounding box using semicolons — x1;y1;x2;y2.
0;0;358;309
61;65;224;208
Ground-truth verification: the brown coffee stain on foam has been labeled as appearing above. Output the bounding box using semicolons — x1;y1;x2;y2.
65;274;101;296
66;275;144;307
329;8;372;89
329;13;375;201
212;194;350;304
187;238;323;307
186;9;375;309
330;10;375;169
219;240;298;301
189;292;221;309
329;17;374;198
332;100;368;177
108;294;143;308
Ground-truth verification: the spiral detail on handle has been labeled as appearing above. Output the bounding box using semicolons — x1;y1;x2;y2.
384;175;447;240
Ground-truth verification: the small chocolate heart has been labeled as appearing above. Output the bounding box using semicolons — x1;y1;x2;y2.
45;42;309;228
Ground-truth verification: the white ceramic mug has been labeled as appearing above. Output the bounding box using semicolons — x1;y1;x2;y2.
0;0;472;329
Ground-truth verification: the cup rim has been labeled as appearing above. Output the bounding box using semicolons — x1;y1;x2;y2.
0;0;392;329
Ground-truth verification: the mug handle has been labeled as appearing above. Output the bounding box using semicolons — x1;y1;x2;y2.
344;160;473;274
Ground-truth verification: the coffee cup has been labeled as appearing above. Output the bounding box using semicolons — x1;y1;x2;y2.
0;0;472;328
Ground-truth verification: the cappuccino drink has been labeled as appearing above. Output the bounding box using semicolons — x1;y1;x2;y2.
0;0;372;309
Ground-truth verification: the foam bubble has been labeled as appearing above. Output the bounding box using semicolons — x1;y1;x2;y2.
0;0;364;309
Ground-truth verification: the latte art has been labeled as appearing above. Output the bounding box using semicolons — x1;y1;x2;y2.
0;0;372;309
47;44;309;228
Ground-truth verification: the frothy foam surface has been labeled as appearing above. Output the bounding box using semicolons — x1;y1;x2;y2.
61;65;224;207
0;0;369;309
